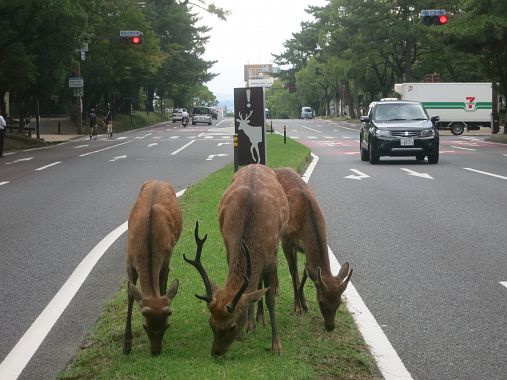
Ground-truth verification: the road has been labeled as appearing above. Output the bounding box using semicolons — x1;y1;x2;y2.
286;118;507;380
1;117;506;379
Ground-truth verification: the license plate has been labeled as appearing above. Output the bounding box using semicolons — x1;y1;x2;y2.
400;137;414;146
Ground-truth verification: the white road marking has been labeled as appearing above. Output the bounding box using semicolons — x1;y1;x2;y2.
109;155;127;162
302;155;412;380
307;136;318;139
115;136;128;140
345;169;370;180
79;141;130;157
5;157;34;165
464;168;507;181
218;142;232;146
35;162;62;171
170;136;179;139
147;143;158;148
451;146;476;151
0;188;187;380
135;133;153;139
170;140;195;155
500;282;507;289
301;125;322;133
502;154;507;157
74;145;89;149
401;168;434;179
206;153;228;161
0;181;10;186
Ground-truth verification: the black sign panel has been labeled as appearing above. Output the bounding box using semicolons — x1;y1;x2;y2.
234;87;266;165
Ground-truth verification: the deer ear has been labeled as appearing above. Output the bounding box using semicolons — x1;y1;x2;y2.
141;306;152;316
166;279;179;303
242;288;269;305
128;281;143;303
337;262;350;281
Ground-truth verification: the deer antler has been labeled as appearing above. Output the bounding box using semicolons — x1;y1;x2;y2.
226;240;252;313
183;221;213;303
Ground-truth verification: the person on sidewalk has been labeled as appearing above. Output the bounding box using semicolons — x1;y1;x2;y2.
104;103;113;139
0;110;6;157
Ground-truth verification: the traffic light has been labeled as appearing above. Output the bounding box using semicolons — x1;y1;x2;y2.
119;30;144;45
420;10;448;26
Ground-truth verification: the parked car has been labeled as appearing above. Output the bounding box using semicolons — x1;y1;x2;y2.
192;106;213;125
359;99;440;164
172;108;184;123
301;107;314;119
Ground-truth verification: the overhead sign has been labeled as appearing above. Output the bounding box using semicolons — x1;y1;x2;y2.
120;30;143;37
68;77;84;88
234;87;266;165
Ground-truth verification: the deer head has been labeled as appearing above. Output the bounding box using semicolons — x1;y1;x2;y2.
302;263;353;331
184;221;268;356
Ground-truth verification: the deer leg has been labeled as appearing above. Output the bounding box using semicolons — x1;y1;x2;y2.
256;278;266;326
299;269;309;313
282;240;304;315
159;261;169;295
264;269;282;354
123;267;138;354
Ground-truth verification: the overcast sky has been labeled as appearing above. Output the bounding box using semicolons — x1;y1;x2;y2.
195;0;328;102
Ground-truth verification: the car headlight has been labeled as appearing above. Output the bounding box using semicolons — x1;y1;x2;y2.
376;129;391;137
421;129;435;137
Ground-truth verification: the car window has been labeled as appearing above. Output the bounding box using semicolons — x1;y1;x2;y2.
193;107;210;115
374;104;427;121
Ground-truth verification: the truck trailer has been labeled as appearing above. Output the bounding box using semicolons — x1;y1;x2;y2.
394;82;499;135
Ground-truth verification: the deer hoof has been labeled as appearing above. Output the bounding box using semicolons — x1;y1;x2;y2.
123;341;132;355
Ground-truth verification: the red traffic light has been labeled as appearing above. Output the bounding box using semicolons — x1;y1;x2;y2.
438;15;448;25
131;36;141;44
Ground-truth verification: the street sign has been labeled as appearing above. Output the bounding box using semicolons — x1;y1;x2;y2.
234;87;266;165
73;87;83;97
68;77;84;88
120;30;143;37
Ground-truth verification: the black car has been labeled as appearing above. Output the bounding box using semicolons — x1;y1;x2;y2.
360;100;440;164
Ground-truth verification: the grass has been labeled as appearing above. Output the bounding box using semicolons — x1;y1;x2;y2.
58;134;379;380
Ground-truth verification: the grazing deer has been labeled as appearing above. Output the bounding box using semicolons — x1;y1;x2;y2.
274;167;353;331
184;164;289;356
124;180;182;355
236;110;262;163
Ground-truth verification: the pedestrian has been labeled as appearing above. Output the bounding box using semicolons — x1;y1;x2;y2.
0;109;6;157
104;103;113;138
24;112;31;137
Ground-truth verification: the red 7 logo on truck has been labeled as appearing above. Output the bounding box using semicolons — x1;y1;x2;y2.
465;96;476;112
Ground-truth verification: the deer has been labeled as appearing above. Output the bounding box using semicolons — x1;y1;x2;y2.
236;110;262;163
184;164;289;357
123;180;182;355
273;167;353;332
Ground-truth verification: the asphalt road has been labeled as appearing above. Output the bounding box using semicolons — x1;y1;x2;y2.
285;118;507;380
1;117;506;379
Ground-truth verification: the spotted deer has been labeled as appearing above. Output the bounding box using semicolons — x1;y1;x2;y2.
184;164;289;356
274;167;353;331
123;180;182;355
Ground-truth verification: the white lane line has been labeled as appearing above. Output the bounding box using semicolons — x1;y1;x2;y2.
0;188;187;380
147;143;158;148
79;141;130;157
74;145;89;149
170;140;195;155
451;146;476;151
464;168;507;181
500;282;507;289
302;155;412;380
35;162;62;171
5;157;34;165
0;181;10;186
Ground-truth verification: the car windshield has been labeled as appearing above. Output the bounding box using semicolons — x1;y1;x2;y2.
302;107;312;112
374;104;427;121
193;107;210;115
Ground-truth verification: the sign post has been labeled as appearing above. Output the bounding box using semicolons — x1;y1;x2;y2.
234;87;266;165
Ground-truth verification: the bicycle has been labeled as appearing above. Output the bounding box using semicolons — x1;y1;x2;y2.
89;122;98;140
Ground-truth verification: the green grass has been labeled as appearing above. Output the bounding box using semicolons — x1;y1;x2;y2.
58;134;379;380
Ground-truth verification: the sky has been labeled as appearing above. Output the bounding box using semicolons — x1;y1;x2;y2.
195;0;328;102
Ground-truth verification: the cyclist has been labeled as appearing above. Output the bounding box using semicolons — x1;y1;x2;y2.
89;108;97;140
104;103;113;139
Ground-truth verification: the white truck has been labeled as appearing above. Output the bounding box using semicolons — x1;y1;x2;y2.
394;82;499;135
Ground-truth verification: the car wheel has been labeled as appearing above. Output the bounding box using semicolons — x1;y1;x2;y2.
208;122;212;125
192;122;196;125
427;149;439;164
369;140;379;164
450;123;465;135
172;119;176;123
416;154;425;161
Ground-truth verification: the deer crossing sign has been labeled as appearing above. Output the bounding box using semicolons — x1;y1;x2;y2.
234;87;266;165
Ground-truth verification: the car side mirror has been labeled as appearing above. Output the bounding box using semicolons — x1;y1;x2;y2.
360;115;370;123
431;116;439;125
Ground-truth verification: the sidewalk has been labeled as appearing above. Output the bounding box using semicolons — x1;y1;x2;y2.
37;116;82;143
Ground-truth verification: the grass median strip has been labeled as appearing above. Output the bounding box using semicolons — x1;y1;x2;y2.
58;134;379;379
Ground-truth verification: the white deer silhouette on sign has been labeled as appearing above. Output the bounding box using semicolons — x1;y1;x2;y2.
236;110;263;163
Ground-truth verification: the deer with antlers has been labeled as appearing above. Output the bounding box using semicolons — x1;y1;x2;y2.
274;167;353;331
184;164;289;356
123;180;182;355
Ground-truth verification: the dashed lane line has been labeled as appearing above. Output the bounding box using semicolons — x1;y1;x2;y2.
464;168;507;181
35;162;62;171
79;141;131;157
170;140;195;155
0;181;10;186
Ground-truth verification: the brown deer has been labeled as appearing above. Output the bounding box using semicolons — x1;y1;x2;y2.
123;180;182;355
274;167;353;331
184;164;289;356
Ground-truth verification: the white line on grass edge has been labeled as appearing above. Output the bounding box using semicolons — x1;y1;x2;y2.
0;189;187;379
304;152;412;380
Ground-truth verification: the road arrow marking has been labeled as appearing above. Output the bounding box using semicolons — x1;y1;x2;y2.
135;133;153;140
345;169;370;180
5;157;34;165
109;155;127;162
400;168;434;179
147;143;158;148
0;181;9;186
206;153;229;161
500;282;507;289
